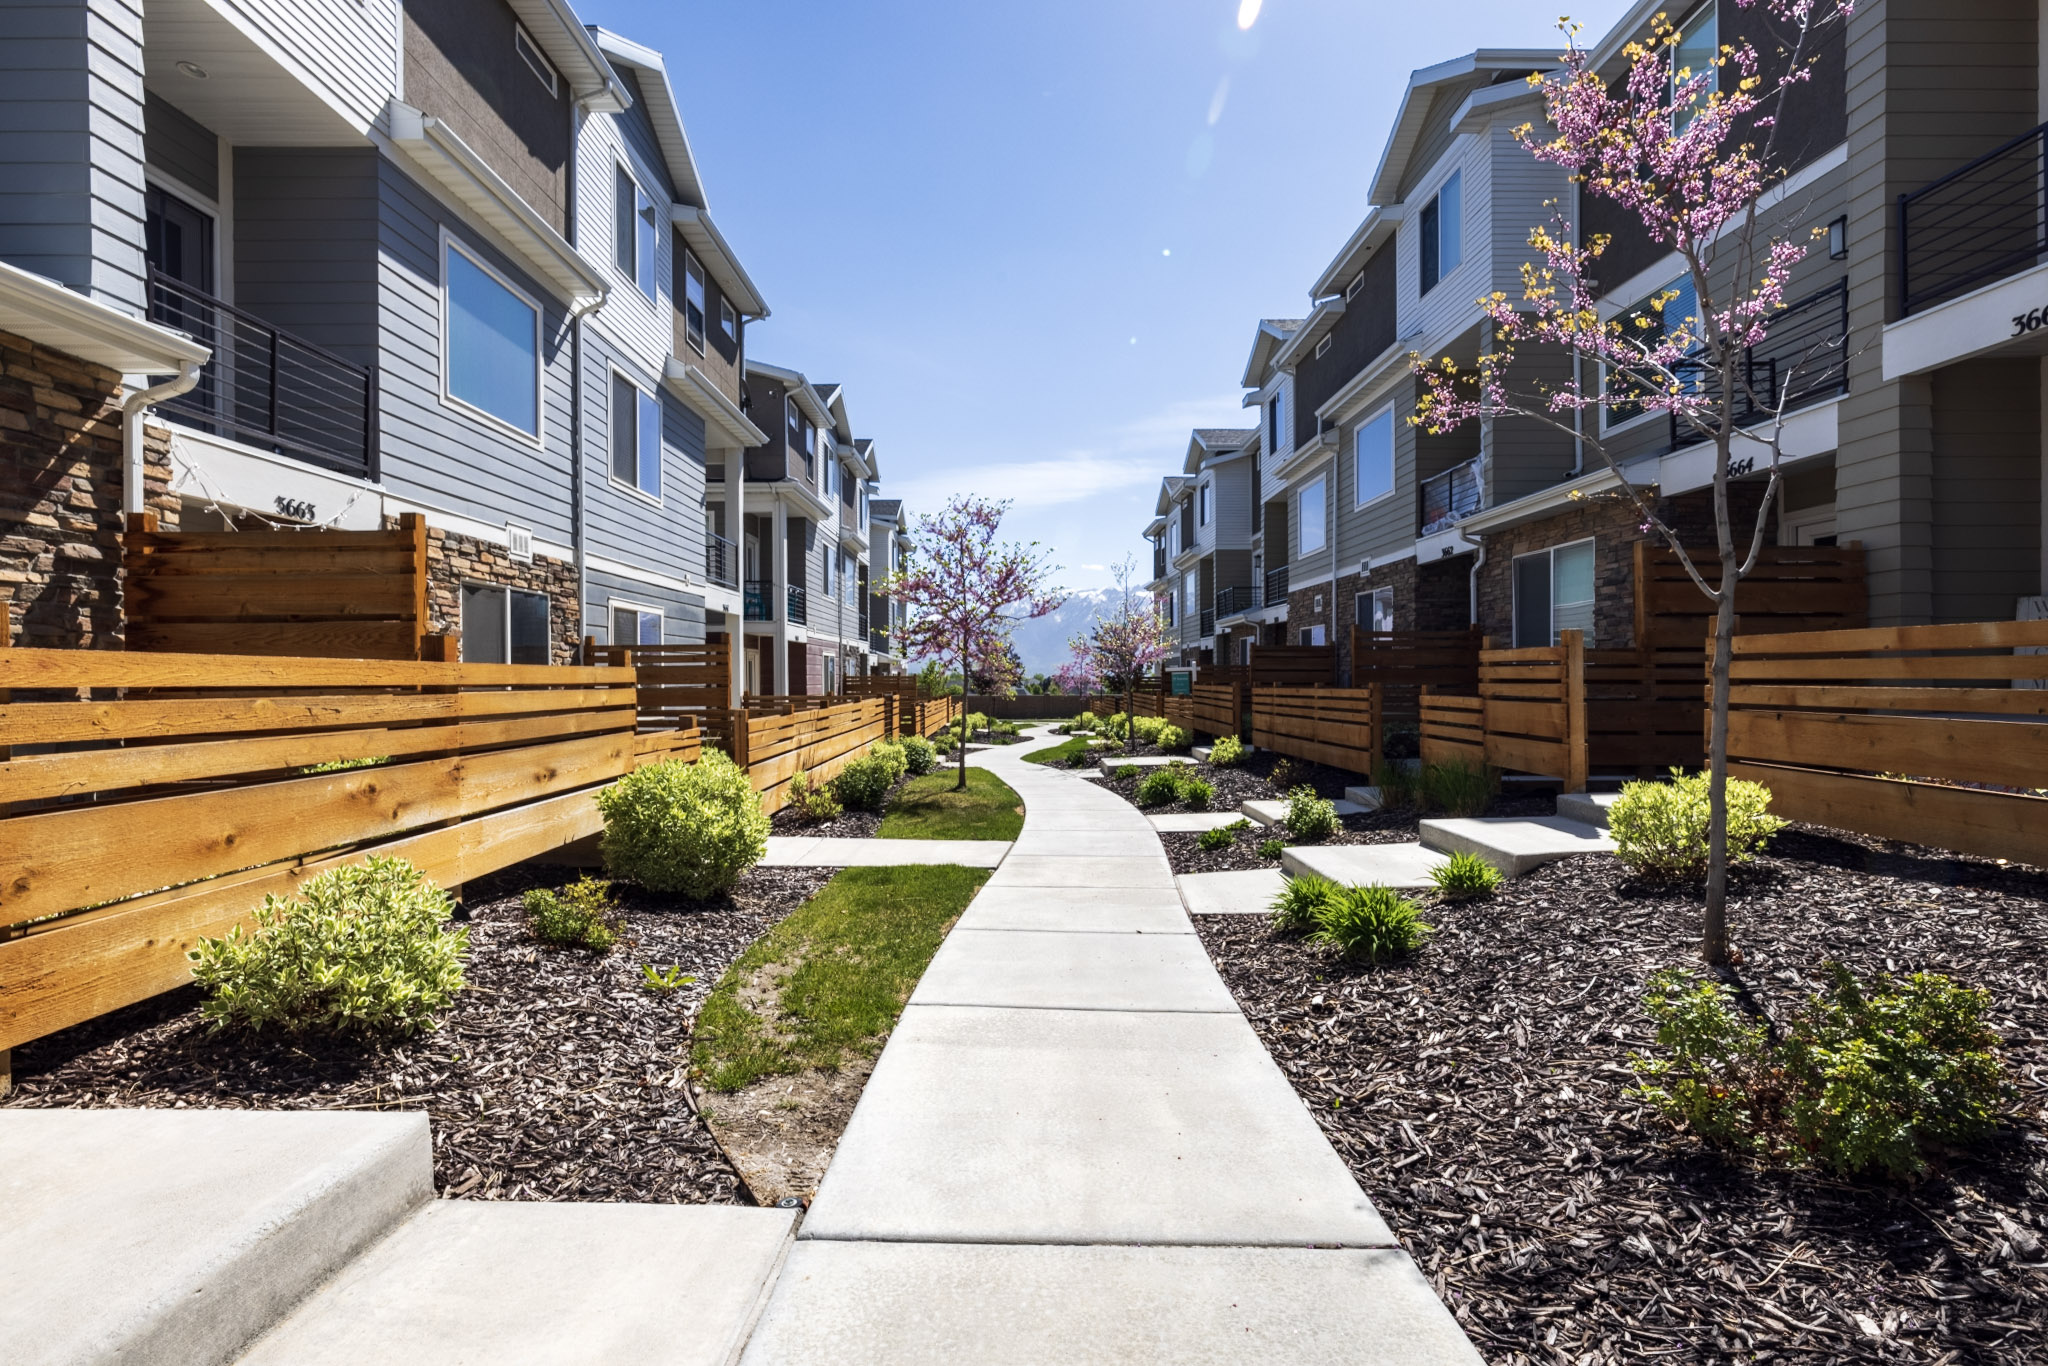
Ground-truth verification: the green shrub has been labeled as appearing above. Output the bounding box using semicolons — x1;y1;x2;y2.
899;733;937;776
1258;838;1285;859
788;768;844;822
1157;724;1190;753
1135;766;1184;807
524;876;618;951
1371;759;1417;810
1634;965;2007;1179
966;711;992;733
1610;769;1787;878
1196;821;1242;852
1429;851;1505;899
1282;786;1339;841
933;731;959;756
1131;715;1167;745
189;857;466;1038
1067;713;1098;734
1310;884;1433;964
1099;712;1131;743
1109;763;1141;781
597;752;769;899
297;754;391;776
1269;872;1340;932
834;742;908;811
1267;758;1300;792
1177;773;1214;809
1417;758;1492;816
1209;734;1246;767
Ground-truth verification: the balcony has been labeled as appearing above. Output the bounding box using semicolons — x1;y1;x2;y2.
787;584;808;625
1419;457;1484;536
745;579;771;621
869;627;890;654
146;270;376;480
1153;547;1168;580
1215;584;1259;620
1264;564;1289;606
1199;607;1215;637
1900;120;2048;315
706;533;739;588
1669;279;1848;447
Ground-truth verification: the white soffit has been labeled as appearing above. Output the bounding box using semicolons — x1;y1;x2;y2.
0;260;210;374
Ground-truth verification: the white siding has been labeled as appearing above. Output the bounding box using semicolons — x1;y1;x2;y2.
1395;132;1490;353
575;103;673;381
231;0;400;135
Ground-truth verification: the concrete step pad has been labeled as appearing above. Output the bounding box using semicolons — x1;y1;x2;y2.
799;1004;1394;1248
237;1202;795;1366
739;1241;1481;1366
1555;790;1620;828
1176;868;1287;915
1242;798;1367;828
1280;842;1451;889
1418;816;1615;876
1342;785;1384;811
911;928;1237;1014
1;1109;432;1366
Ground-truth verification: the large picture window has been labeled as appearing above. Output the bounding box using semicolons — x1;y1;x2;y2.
610;371;661;498
445;242;540;438
462;583;550;665
1512;539;1596;647
1353;406;1395;505
1419;169;1463;295
1297;476;1327;555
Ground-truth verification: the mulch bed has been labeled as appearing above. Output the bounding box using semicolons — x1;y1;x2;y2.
1;864;834;1205
1195;828;2048;1363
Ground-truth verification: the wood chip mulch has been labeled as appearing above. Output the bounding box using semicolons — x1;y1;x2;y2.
1194;828;2048;1364
1;865;834;1206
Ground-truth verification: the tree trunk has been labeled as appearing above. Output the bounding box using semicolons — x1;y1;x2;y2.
1702;434;1738;966
956;626;971;792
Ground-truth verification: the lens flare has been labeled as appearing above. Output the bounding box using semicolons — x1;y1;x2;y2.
1236;0;1262;31
1207;74;1231;126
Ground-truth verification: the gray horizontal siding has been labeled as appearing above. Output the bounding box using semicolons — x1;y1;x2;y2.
144;91;217;199
234;147;380;365
581;325;707;586
587;565;707;644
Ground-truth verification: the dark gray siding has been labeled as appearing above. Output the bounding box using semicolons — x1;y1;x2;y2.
1294;237;1398;447
580;326;708;583
1487;337;1577;503
234;148;380;365
1396;88;1463;200
143;93;217;199
1929;358;2041;619
0;0;147;312
374;155;575;542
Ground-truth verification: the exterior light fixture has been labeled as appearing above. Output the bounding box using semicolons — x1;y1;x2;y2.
177;60;209;79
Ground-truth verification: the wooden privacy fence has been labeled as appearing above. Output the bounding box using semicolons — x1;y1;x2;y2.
124;512;447;660
1421;631;1588;792
911;696;961;738
0;647;694;1060
1726;619;2048;867
587;640;734;750
733;697;891;814
1190;680;1244;739
1348;628;1481;731
1250;685;1382;774
1206;645;1339;688
1163;694;1195;733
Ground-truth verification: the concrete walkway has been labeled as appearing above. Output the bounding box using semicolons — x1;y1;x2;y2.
760;836;1011;868
737;736;1479;1364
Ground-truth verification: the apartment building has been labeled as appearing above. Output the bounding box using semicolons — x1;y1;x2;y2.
1152;428;1259;667
0;0;918;676
866;495;911;670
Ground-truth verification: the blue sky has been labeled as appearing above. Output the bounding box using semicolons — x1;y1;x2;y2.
581;0;1632;595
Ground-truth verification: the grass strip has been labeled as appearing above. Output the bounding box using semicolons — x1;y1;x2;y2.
1021;736;1090;767
691;864;988;1092
878;767;1025;841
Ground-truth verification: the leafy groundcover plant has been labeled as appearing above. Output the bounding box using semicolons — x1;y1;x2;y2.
1610;769;1787;878
1634;965;2008;1179
1309;885;1433;965
1282;786;1339;841
597;752;770;899
1196;818;1251;852
1208;734;1246;767
189;857;467;1038
524;876;618;952
1429;851;1504;899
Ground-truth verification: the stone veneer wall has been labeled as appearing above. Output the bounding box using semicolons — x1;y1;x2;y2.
1472;484;1775;648
419;522;581;664
0;329;176;647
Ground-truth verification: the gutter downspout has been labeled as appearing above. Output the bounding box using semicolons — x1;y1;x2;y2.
731;322;747;709
123;364;206;517
1468;536;1486;632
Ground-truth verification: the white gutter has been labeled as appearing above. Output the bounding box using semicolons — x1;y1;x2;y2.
123;364;206;517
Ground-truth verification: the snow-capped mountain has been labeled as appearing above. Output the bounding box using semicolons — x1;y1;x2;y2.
1008;586;1121;673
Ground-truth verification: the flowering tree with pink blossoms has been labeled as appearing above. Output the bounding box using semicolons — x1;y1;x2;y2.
880;496;1063;790
1051;657;1099;697
1066;556;1174;746
1412;1;1853;964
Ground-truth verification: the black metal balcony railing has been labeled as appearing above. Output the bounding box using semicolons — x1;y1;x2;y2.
1199;607;1215;637
1153;548;1168;580
1900;119;2048;315
1419;456;1484;535
1264;564;1289;606
869;628;890;654
1669;279;1849;449
146;269;376;480
706;533;738;588
744;579;771;621
786;584;807;625
1214;584;1259;620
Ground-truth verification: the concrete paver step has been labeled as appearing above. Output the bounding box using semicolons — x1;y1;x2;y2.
1175;868;1287;916
1419;815;1615;876
237;1202;795;1366
1281;842;1451;889
739;1242;1482;1366
0;1109;432;1366
1241;797;1367;827
1149;810;1246;832
1343;785;1384;810
1555;790;1620;828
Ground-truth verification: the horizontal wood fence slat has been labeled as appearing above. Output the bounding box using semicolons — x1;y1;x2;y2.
1250;685;1381;774
586;641;735;750
1190;681;1243;738
735;698;892;813
1419;631;1588;791
1348;628;1480;731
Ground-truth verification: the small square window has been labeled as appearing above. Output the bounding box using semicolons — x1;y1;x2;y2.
515;24;558;97
1314;335;1331;359
611;604;662;647
719;298;737;342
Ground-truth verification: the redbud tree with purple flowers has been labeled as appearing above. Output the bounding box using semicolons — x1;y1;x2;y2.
1063;556;1174;747
1411;0;1854;963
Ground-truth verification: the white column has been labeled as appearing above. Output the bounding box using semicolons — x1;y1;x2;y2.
771;498;790;694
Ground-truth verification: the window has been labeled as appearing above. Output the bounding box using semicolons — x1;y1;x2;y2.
610;372;661;498
823;653;838;694
822;453;836;499
1355;588;1394;632
1266;382;1288;457
1240;637;1254;666
1197;482;1211;527
800;417;816;476
610;603;662;647
720;298;738;343
514;24;558;96
615;166;656;299
1512;539;1597;647
444;242;539;438
1314;335;1331;359
1297;476;1326;555
682;250;707;351
1346;271;1364;300
1182;570;1197;622
1167;518;1180;556
1603;273;1701;426
1671;2;1719;130
787;399;802;452
1162;589;1175;626
1300;624;1326;646
1353;406;1395;506
1419;169;1463;295
462;584;550;665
